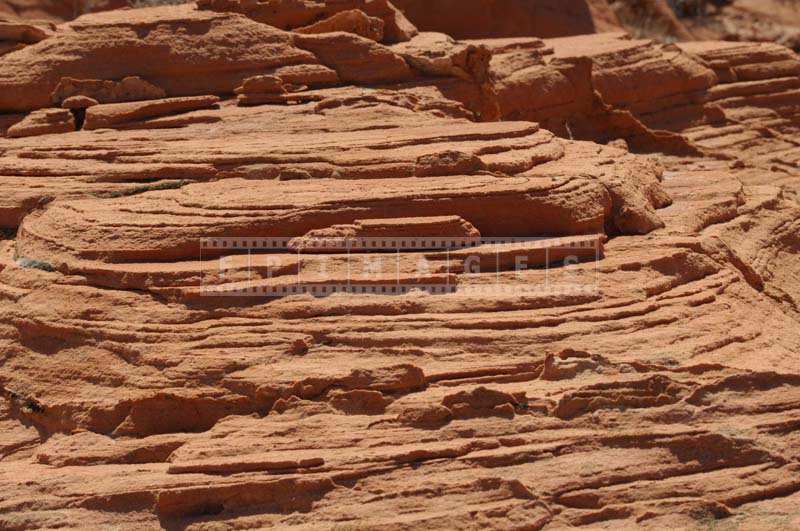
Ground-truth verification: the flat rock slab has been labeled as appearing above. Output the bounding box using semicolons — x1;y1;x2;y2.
83;95;220;130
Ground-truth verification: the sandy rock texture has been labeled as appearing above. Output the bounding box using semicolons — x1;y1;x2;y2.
1;1;800;530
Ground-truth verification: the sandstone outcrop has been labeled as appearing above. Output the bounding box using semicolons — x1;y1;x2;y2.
295;8;384;41
82;95;221;130
0;17;53;57
1;1;800;530
50;76;166;106
6;107;73;137
0;19;52;42
0;5;318;112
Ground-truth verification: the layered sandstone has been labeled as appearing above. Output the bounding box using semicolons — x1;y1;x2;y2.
1;1;800;530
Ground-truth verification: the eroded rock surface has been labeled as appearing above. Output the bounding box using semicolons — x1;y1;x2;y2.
1;1;800;530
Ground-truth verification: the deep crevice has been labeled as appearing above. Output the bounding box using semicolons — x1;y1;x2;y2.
70;107;86;131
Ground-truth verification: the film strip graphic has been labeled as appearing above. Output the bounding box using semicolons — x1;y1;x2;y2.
199;235;603;297
201;283;460;296
199;236;601;252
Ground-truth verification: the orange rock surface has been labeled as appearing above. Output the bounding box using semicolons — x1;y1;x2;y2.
1;1;800;530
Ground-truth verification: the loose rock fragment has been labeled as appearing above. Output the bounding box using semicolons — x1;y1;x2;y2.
60;95;99;109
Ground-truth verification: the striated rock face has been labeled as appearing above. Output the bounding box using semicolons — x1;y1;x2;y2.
0;5;316;112
2;1;800;530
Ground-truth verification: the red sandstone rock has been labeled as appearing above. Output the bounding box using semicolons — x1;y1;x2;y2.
234;75;288;95
294;31;414;83
82;95;220;130
1;2;800;530
0;19;52;42
60;95;98;109
50;76;166;105
270;63;340;86
237;91;323;106
295;8;385;42
6;107;73;137
288;215;481;252
0;4;318;112
15;172;616;263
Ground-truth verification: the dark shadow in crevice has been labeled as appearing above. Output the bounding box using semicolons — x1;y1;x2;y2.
70;108;86;131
